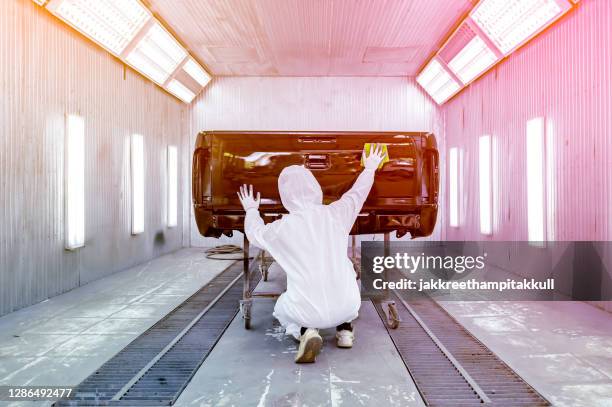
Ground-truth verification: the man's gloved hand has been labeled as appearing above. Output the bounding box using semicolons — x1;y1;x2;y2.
363;143;386;171
237;184;261;211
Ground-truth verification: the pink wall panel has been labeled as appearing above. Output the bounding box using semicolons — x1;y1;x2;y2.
442;0;612;242
189;76;444;247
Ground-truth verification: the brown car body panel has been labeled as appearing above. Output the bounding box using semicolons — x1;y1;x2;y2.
192;131;439;239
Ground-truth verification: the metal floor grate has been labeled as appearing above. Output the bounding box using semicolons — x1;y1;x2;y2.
55;256;261;406
375;291;551;407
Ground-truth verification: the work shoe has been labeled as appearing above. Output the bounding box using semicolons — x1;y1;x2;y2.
336;329;354;348
295;328;323;363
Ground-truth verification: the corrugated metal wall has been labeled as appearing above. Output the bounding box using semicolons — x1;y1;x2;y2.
0;0;189;316
189;76;444;247
443;0;612;242
441;1;611;311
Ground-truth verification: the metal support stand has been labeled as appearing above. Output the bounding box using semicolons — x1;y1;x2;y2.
241;235;252;329
381;232;400;329
258;250;271;281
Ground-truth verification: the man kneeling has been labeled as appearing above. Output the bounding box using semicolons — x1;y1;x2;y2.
237;145;385;363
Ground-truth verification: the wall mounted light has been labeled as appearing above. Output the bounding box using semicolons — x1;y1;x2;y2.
131;134;145;235
167;145;178;228
479;135;492;235
526;118;546;243
449;147;460;228
65;114;85;250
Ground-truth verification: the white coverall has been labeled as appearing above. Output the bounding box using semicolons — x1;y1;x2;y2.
243;165;377;339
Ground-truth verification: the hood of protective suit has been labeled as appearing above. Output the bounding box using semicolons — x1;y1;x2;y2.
278;165;323;212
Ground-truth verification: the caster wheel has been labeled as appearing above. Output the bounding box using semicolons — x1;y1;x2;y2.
387;302;400;329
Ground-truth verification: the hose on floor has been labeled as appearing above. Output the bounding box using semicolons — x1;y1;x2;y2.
205;244;253;260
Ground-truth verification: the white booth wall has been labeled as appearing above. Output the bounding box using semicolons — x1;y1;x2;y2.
0;1;190;316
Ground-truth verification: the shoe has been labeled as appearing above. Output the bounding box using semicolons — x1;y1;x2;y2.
295;328;323;363
336;329;354;348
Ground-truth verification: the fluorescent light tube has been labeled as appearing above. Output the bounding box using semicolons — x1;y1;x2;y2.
449;147;460;227
527;118;546;242
167;146;178;228
166;79;196;103
32;0;47;5
416;59;461;104
183;58;211;87
126;22;187;85
447;35;498;84
131;134;145;235
471;0;563;55
479;135;492;235
48;0;151;56
65;114;85;250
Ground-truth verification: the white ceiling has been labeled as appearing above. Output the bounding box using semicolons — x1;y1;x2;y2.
146;0;474;77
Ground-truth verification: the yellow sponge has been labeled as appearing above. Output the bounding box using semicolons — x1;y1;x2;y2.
361;143;389;169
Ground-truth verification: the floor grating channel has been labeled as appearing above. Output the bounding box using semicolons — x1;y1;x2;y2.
374;291;551;407
54;256;261;406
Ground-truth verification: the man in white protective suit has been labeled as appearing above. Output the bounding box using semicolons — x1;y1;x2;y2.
237;144;386;363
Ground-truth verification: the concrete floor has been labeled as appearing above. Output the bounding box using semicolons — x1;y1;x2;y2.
0;248;611;406
439;301;612;407
174;299;423;407
0;249;234;407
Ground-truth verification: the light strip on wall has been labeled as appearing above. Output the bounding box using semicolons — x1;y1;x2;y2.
471;0;567;55
46;0;151;56
183;58;211;87
125;22;187;85
131;134;145;235
447;35;498;85
449;147;460;228
167;146;178;228
479;135;492;235
526;118;546;242
65;114;85;250
545;120;556;241
166;79;196;103
416;59;461;104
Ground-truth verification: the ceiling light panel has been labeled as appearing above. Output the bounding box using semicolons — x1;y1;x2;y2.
125;22;188;85
416;59;461;104
48;0;151;56
166;79;196;103
183;58;211;87
448;35;498;84
471;0;566;55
